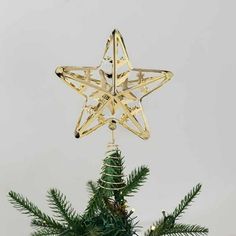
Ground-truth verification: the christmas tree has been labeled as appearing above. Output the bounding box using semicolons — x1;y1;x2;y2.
8;30;208;236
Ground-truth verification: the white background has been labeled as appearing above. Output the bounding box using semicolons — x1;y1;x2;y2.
0;0;235;235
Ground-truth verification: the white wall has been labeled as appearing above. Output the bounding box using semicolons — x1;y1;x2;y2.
0;0;235;235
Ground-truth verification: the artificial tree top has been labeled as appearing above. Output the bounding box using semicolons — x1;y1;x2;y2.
9;148;208;236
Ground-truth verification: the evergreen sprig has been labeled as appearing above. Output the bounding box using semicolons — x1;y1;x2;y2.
87;181;98;196
146;222;208;236
31;228;63;236
172;184;202;220
122;166;149;197
162;224;208;236
84;188;105;218
47;188;79;225
8;191;64;231
144;184;208;236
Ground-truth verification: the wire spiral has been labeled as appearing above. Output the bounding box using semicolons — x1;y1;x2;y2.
99;148;126;191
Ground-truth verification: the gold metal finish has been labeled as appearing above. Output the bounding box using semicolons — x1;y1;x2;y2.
55;29;173;140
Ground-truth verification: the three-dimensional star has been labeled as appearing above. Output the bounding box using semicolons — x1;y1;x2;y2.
55;29;173;139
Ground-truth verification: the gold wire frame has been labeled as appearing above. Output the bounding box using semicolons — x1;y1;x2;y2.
55;29;173;140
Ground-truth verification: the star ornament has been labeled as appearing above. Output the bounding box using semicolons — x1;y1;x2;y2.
55;29;173;140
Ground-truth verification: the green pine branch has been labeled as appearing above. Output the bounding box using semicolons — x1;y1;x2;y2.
47;188;79;225
144;218;167;236
8;191;64;231
145;221;208;236
162;223;208;236
172;183;202;220
122;166;149;197
31;219;56;228
31;228;63;236
144;183;208;236
84;188;107;218
87;181;98;196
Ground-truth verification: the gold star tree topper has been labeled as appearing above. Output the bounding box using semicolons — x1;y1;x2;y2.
55;29;173;140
